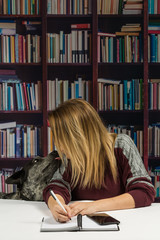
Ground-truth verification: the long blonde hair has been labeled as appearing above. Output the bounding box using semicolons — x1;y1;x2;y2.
48;99;117;189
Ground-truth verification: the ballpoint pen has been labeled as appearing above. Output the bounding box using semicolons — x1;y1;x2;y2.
49;189;71;220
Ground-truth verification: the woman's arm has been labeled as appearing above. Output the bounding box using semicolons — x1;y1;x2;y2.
69;193;135;216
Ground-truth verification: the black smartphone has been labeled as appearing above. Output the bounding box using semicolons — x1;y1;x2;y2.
87;213;120;225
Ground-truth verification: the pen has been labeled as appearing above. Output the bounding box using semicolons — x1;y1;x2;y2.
49;189;71;220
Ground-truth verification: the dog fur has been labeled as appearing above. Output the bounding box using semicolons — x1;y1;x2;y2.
0;151;61;201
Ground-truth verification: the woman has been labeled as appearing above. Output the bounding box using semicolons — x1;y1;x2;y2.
43;99;155;222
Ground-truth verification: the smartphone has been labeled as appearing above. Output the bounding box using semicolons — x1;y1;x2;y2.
87;213;120;225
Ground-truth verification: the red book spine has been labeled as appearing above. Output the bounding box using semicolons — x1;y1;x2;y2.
71;23;91;29
148;30;160;34
158;0;160;14
23;82;29;110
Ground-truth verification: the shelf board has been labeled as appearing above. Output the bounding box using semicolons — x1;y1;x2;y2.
98;62;143;66
0;14;42;19
99;110;143;113
149;156;160;160
98;14;143;18
47;14;92;18
0;63;41;66
47;63;92;67
0;157;32;161
154;197;160;203
0;110;42;114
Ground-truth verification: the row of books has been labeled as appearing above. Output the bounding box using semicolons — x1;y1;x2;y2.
47;24;91;63
0;34;41;63
0;124;42;158
47;78;92;110
0;168;17;194
148;124;160;157
150;167;160;197
0;0;40;15
47;0;92;15
148;0;160;14
98;78;143;111
0;80;42;111
98;33;142;63
148;80;160;110
97;0;143;15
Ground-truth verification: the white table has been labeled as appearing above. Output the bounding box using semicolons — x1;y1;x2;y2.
0;199;159;240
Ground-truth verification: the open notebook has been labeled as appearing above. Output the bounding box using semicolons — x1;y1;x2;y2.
40;214;120;232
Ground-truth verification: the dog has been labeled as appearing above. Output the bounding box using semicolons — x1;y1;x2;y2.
0;151;61;201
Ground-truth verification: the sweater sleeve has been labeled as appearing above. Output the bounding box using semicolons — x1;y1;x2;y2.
43;160;72;205
114;134;155;208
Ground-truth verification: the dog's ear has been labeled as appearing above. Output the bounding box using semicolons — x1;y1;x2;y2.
5;169;25;185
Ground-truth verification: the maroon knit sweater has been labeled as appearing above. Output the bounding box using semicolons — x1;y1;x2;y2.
43;134;155;208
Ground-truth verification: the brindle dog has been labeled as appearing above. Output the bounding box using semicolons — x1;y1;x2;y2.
0;151;61;201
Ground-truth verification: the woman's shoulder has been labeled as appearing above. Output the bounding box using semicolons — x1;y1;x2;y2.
114;133;136;153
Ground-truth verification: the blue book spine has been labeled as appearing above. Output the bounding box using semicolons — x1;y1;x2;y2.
25;0;28;14
27;126;31;157
139;33;142;62
31;82;36;110
15;34;19;63
21;127;24;157
8;0;11;14
132;79;135;110
155;35;158;62
15;83;20;110
75;81;79;98
18;83;23;110
129;81;132;110
123;80;128;110
148;0;151;14
16;126;21;157
134;132;137;146
68;87;71;99
27;83;32;110
47;0;52;14
4;82;8;110
151;0;154;14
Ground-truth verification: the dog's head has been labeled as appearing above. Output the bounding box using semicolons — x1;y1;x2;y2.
5;151;61;201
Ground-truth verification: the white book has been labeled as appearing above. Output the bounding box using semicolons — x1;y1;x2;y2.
98;78;121;84
0;121;16;130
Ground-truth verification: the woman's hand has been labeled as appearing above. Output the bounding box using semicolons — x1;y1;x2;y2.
69;202;97;217
48;195;71;223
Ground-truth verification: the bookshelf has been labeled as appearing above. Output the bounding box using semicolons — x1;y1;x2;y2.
0;0;160;200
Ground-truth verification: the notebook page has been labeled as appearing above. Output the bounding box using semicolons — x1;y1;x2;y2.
41;216;78;231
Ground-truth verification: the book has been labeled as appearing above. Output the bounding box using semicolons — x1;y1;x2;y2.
40;213;120;232
0;121;16;130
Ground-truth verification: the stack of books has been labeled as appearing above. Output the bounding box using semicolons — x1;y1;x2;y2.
123;0;143;14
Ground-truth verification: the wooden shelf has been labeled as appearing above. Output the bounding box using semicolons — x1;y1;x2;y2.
47;14;92;18
0;14;41;18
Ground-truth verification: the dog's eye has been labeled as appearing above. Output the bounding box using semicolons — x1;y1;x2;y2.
33;159;38;163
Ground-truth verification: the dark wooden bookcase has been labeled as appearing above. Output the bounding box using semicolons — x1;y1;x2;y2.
0;1;160;183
